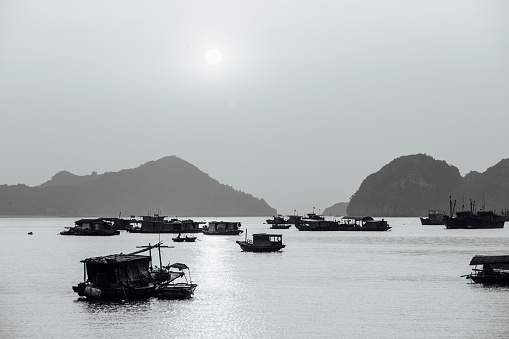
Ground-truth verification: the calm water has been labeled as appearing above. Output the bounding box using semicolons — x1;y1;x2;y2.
1;217;509;339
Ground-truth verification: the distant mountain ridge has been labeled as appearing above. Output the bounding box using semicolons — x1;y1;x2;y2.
345;154;509;217
0;156;277;217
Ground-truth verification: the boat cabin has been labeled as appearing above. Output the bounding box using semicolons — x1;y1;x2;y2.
250;233;283;246
74;218;115;231
204;221;242;233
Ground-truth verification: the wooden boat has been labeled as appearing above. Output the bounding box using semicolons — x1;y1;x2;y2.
155;263;197;300
236;232;285;252
128;214;203;233
420;210;445;225
464;255;509;285
270;224;292;229
60;218;120;236
172;234;197;242
338;216;391;231
72;243;161;300
266;215;289;224
202;221;243;235
295;219;342;231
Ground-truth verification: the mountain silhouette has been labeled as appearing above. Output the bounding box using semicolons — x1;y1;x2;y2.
0;156;277;217
345;154;509;217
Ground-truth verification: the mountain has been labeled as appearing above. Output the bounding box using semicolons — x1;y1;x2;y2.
322;202;349;216
345;154;509;217
0;156;277;217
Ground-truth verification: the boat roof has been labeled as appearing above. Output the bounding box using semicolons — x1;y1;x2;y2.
341;216;374;221
81;254;150;264
469;255;509;265
253;233;283;237
168;263;189;270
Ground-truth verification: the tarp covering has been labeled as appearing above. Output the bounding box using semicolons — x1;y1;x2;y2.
83;254;154;288
469;255;509;265
168;263;189;270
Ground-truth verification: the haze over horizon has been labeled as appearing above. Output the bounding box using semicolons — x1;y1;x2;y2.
1;1;508;215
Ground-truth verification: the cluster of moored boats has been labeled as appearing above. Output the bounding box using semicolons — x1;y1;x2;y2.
420;197;508;229
266;213;391;232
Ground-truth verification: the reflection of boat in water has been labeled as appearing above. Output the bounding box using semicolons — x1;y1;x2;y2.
60;219;120;236
236;232;286;252
444;197;505;229
172;234;197;242
464;255;509;285
339;216;391;231
155;263;197;300
202;221;243;235
420;210;445;225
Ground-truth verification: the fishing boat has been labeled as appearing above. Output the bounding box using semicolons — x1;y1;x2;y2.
202;221;243;235
60;218;120;236
172;234;197;242
72;243;161;300
155;263;197;300
464;255;509;285
236;232;286;252
444;197;505;229
128;214;203;233
339;216;391;231
420;210;445;225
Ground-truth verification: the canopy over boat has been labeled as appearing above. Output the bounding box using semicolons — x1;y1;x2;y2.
469;255;509;265
168;263;189;270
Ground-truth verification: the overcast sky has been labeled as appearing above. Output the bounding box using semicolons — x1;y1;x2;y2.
1;1;508;215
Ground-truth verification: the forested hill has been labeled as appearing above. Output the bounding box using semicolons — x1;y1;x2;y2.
346;154;509;217
0;156;277;217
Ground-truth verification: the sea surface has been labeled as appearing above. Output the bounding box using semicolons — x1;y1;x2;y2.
1;217;509;339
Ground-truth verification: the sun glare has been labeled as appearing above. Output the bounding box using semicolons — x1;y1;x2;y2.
205;49;222;65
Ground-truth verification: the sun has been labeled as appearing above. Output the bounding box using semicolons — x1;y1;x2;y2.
205;49;222;65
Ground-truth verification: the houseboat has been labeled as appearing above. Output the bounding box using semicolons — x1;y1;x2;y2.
266;215;289;224
420;210;445;225
236;233;286;252
60;218;120;236
444;198;505;229
72;245;158;300
464;255;509;285
128;214;203;233
294;219;342;231
202;221;243;235
339;216;391;231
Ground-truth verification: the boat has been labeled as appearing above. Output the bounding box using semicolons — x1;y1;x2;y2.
420;210;445;225
236;232;286;252
60;218;120;236
155;263;197;300
128;214;203;233
270;224;292;229
266;215;289;224
464;255;509;285
339;216;391;231
72;243;160;300
444;197;505;229
202;221;243;235
294;219;342;231
172;234;197;242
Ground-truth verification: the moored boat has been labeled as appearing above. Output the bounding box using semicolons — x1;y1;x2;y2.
155;263;197;300
444;197;504;229
294;219;342;231
270;224;292;229
266;215;289;224
60;218;120;236
236;232;286;252
339;216;391;231
464;255;509;285
172;234;197;242
72;244;159;300
202;221;243;235
420;210;445;225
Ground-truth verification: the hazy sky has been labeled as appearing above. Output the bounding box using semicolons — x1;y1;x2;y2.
1;1;508;215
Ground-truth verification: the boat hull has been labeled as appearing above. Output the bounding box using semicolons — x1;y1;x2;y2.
72;282;156;300
155;283;197;300
202;230;243;235
236;241;286;252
